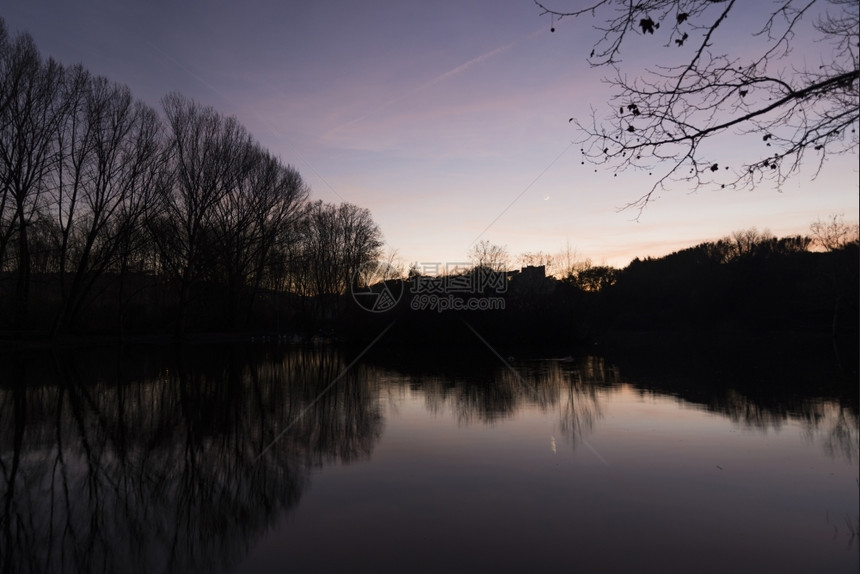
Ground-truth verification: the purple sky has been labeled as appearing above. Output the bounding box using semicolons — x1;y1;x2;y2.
3;0;857;269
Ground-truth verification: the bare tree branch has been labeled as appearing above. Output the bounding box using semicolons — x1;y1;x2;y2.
538;0;859;215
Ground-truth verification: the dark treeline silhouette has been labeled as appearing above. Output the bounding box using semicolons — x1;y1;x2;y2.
365;228;858;376
0;19;383;339
2;18;856;354
602;228;859;371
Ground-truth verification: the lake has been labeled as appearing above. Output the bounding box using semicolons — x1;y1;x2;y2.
1;338;857;573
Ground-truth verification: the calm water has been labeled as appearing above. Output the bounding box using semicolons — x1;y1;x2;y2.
1;342;857;573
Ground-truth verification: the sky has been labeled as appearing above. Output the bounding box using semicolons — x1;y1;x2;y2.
2;0;857;270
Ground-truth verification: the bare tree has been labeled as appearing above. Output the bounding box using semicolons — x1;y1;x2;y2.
468;239;510;272
290;201;383;329
0;26;66;326
551;240;585;279
50;69;165;334
0;19;13;272
155;92;253;334
536;0;859;212
336;202;385;291
570;263;618;292
209;143;308;328
810;213;860;250
729;227;774;258
518;250;555;272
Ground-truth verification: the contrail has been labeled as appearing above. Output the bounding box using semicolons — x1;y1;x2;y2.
143;40;229;104
326;25;546;136
419;40;514;89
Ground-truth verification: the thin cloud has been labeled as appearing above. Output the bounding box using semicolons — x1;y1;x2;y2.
143;40;229;104
326;25;545;137
418;40;514;90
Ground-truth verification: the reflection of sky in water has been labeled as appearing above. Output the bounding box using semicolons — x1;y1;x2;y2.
1;346;856;574
241;377;858;574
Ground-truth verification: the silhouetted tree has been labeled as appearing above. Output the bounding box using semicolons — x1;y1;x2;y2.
810;213;860;251
50;68;164;334
0;17;403;337
570;263;618;292
719;227;811;260
208;144;308;329
0;25;66;326
536;0;859;211
518;250;555;273
156;93;254;334
468;239;509;272
807;216;860;357
289;200;383;330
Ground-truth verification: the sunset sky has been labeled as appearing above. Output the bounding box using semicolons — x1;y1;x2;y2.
3;0;857;270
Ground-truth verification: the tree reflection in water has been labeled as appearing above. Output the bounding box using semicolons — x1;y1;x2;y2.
0;345;382;574
594;334;859;463
0;341;856;572
374;352;610;452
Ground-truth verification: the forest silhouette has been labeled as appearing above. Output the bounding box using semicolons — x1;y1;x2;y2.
0;17;857;364
0;18;382;339
365;229;857;370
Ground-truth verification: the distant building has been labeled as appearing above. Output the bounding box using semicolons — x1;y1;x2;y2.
508;265;547;282
519;265;545;281
508;264;555;301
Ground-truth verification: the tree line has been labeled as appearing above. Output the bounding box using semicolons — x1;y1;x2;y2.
371;226;858;369
0;18;383;337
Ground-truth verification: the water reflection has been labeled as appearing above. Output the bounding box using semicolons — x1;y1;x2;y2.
597;338;859;463
364;352;612;452
800;401;859;464
0;342;856;572
0;346;382;574
499;358;612;450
